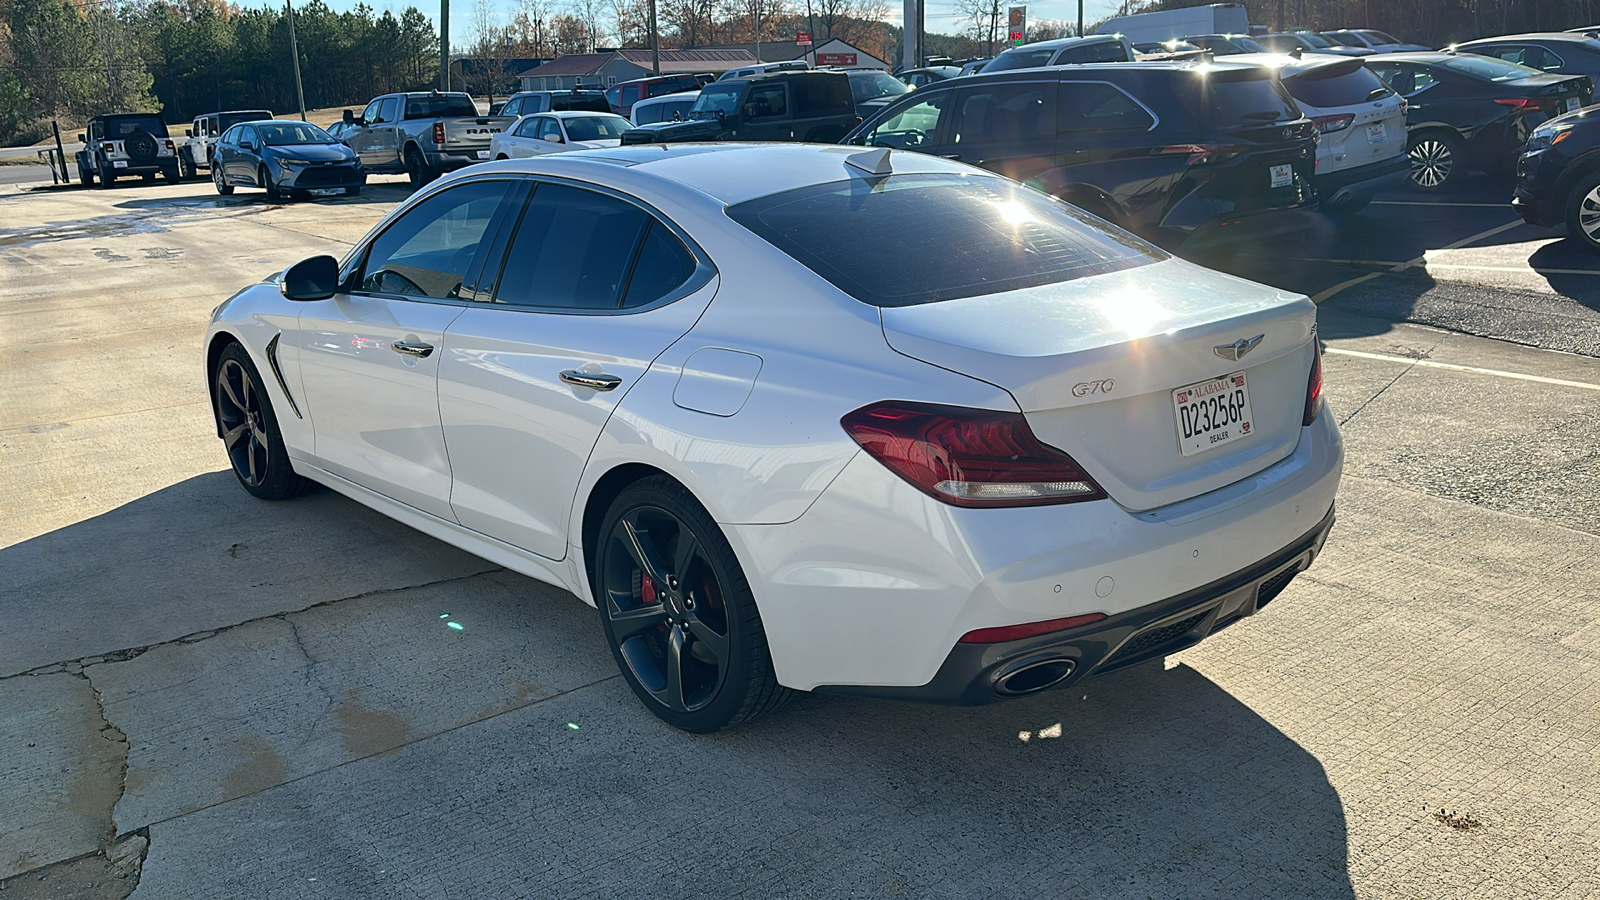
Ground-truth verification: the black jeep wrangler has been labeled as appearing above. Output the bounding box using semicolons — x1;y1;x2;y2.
621;70;857;145
75;113;181;188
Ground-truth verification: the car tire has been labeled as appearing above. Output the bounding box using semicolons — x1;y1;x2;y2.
179;151;196;180
1565;169;1600;252
213;163;234;195
142;171;157;184
594;476;790;733
212;343;313;501
261;166;283;203
344;184;362;197
1407;131;1463;190
405;146;435;187
494;154;508;160
97;163;113;188
162;164;180;184
79;162;94;187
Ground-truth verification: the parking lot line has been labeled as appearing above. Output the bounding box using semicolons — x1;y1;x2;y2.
1370;201;1512;208
1325;347;1600;391
1310;219;1528;304
1297;259;1600;276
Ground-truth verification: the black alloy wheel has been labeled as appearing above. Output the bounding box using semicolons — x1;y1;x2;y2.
595;477;788;732
1407;131;1462;190
214;162;233;195
179;149;196;180
212;343;311;501
405;146;435;187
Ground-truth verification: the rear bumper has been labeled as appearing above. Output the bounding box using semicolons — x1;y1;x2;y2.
818;504;1335;704
425;149;493;170
1317;153;1408;201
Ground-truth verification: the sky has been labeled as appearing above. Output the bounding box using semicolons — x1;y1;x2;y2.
286;0;1133;44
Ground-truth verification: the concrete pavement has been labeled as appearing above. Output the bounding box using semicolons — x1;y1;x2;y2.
2;174;1597;898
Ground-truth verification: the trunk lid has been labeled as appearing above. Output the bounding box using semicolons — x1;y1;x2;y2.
879;258;1318;511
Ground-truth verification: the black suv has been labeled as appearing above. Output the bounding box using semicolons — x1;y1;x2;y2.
76;113;181;188
1513;105;1600;251
621;71;857;145
843;61;1318;250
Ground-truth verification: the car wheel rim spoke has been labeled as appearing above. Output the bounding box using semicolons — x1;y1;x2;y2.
604;506;729;715
1580;188;1600;240
217;359;267;487
221;421;249;450
1409;141;1450;187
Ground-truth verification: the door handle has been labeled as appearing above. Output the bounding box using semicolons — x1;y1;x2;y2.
391;340;434;358
560;370;622;391
939;153;961;160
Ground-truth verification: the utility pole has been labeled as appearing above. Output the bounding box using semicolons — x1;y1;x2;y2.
754;0;762;62
441;0;452;90
650;0;660;74
902;0;919;70
1076;0;1083;38
806;0;816;67
286;0;308;120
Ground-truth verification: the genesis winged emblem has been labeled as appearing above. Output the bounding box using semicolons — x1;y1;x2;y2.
1214;334;1265;361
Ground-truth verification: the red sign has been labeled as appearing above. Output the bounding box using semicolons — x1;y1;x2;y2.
817;53;857;66
796;32;812;46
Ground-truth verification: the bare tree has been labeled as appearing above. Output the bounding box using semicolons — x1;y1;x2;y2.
955;0;1003;55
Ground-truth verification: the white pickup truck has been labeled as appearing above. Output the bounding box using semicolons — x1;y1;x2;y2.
340;91;515;186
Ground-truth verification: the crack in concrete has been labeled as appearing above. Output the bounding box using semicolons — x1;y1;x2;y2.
281;614;338;754
1338;341;1440;428
2;567;503;681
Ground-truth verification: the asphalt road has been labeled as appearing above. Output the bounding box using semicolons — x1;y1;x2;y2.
2;171;1597;899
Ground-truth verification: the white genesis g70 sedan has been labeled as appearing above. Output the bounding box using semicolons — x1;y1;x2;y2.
205;144;1343;732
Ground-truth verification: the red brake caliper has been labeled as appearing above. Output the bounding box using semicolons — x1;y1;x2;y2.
640;573;657;606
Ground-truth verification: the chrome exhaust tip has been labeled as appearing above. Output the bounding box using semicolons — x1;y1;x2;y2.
994;657;1076;697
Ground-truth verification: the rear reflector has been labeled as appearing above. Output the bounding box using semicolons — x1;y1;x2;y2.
959;612;1108;644
841;401;1107;508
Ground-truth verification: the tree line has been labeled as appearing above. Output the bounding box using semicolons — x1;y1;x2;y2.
1;0;439;145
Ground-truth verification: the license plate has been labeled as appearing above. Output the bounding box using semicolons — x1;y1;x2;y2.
1566;97;1581;112
1366;122;1387;143
113;160;128;168
310;188;341;196
1173;372;1254;457
1270;164;1292;188
475;150;491;159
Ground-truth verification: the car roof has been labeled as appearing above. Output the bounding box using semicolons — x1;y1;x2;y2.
952;58;1267;80
634;91;699;105
474;143;981;206
1459;32;1600;44
1225;51;1365;75
546;110;625;118
1003;34;1123;51
1360;51;1461;63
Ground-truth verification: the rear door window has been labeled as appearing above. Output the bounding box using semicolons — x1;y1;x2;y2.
1283;63;1391;108
792;76;853;115
1058;82;1153;132
726;174;1162;308
949;82;1056;144
1203;72;1301;125
745;84;788;118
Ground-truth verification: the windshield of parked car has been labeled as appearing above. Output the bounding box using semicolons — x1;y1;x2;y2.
692;83;743;117
563;114;633;140
405;94;480;118
1439;55;1544;82
257;122;339;145
1296;31;1335;48
984;47;1058;71
219;111;273;130
1321;32;1362;47
1358;30;1403;45
849;71;913;104
727;174;1163;308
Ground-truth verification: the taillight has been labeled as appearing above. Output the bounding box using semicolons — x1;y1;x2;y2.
840;401;1107;508
1153;142;1244;166
102;142;115;152
1303;334;1324;426
1493;97;1540;111
432;122;445;145
1313;113;1354;134
959;612;1107;644
1398;97;1409;115
163;139;174;150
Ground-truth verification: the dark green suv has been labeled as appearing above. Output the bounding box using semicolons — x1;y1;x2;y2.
620;71;857;145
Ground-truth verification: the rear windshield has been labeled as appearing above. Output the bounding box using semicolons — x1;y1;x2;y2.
405;94;480;118
105;116;167;137
1202;70;1301;124
1284;64;1392;107
984;47;1057;72
1438;55;1543;83
726;174;1163;308
552;93;610;112
849;71;913;105
635;98;695;124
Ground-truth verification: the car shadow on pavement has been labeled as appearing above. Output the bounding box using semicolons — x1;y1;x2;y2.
107;185;413;213
3;472;1355;898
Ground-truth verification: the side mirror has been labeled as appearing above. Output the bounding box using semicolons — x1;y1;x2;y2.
342;109;355;124
77;133;86;143
185;128;192;137
281;255;340;301
240;141;255;151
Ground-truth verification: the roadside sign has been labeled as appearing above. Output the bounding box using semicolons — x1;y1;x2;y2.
797;32;812;46
1008;6;1026;45
817;52;857;65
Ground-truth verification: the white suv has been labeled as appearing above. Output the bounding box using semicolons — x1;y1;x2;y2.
180;109;273;178
75;113;180;188
1236;53;1409;215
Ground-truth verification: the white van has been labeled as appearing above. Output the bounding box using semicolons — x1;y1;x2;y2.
717;60;809;81
1097;3;1249;44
